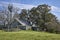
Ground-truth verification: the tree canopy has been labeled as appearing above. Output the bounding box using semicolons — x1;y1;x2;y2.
19;4;60;33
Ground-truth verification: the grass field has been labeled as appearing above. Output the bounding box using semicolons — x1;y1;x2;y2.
0;30;60;40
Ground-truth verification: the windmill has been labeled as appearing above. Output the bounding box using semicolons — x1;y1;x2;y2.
6;4;13;31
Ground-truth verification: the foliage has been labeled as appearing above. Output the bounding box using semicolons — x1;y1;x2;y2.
19;4;60;33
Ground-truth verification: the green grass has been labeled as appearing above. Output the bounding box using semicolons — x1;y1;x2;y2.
0;30;60;40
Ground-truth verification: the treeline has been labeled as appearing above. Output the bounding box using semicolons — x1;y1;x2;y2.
19;4;60;33
0;4;60;33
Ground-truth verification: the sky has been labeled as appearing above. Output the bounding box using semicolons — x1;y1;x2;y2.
0;0;60;20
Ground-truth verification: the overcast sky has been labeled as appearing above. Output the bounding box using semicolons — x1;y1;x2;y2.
0;0;60;20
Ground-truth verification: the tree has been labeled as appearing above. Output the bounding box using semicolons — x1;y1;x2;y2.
18;4;60;33
19;9;27;19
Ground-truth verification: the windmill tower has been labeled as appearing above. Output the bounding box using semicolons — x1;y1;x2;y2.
7;4;13;31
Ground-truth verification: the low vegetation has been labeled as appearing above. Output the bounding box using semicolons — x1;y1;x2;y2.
0;30;60;40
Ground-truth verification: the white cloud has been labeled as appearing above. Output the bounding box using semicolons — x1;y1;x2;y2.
0;1;36;9
51;6;60;13
13;3;36;9
51;6;60;19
